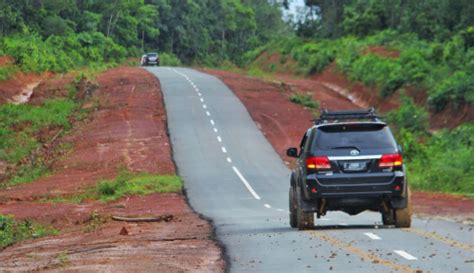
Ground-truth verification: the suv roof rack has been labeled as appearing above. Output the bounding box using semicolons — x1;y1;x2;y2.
314;108;382;125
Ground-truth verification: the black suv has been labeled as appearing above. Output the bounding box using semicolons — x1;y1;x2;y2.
287;108;411;230
141;52;160;66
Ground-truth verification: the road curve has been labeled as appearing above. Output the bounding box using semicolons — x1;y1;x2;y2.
147;67;473;273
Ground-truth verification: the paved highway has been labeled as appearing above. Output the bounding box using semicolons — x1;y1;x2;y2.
147;67;473;273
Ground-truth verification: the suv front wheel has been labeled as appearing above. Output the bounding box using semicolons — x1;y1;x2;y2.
289;187;297;228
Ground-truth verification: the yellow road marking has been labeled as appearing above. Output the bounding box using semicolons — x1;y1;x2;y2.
405;228;474;251
307;231;420;273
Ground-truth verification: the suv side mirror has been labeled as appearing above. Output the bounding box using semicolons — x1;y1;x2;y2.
287;147;298;158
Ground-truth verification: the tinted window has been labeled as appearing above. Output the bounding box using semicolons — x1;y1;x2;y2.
313;124;396;150
147;53;158;57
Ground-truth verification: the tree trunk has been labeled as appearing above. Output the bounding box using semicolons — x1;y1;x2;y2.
141;30;145;52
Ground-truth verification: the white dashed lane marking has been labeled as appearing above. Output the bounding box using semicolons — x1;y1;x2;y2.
364;232;382;240
232;166;261;200
171;68;264;202
394;250;418;260
264;204;272;209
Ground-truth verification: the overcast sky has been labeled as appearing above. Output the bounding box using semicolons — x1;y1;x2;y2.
283;0;308;21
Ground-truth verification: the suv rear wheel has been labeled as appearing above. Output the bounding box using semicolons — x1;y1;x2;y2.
381;189;412;227
394;189;412;228
289;187;297;228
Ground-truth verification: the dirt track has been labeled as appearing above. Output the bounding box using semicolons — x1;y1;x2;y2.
0;67;224;272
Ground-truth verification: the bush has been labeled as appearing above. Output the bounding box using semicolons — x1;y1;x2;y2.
159;52;182;66
407;125;474;194
428;71;474;111
289;94;319;109
291;41;336;75
398;48;432;85
0;215;58;249
349;54;405;97
387;95;429;134
1;32;127;74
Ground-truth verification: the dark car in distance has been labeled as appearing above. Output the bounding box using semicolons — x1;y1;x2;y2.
141;52;160;66
287;108;411;230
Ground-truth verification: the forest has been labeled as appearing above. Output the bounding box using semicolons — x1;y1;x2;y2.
0;0;473;194
0;0;287;75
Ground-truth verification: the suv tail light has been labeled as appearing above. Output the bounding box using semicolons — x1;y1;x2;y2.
379;154;403;167
307;156;331;170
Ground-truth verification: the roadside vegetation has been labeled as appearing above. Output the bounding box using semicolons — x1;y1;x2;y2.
0;215;58;249
0;71;101;186
0;1;287;77
289;94;320;109
43;170;182;204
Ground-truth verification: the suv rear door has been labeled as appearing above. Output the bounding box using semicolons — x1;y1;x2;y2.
311;123;399;185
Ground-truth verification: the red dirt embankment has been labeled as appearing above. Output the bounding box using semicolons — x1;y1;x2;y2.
0;67;224;272
201;68;474;222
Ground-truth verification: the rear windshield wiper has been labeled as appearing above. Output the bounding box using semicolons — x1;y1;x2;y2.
330;146;360;150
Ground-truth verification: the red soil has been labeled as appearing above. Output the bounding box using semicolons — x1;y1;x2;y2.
202;68;474;222
0;71;46;104
0;67;224;272
313;63;400;112
0;56;13;66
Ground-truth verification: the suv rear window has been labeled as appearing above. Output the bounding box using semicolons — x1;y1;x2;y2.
313;123;396;150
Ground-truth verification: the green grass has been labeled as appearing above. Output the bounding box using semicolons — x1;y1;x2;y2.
0;215;58;250
289;94;320;109
0;65;17;81
42;170;182;204
8;165;50;186
391;123;474;195
0;97;82;186
96;171;182;202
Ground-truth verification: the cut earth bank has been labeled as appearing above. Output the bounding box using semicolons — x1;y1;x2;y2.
0;67;225;272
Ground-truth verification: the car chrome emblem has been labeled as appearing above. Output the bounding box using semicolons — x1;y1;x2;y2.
350;150;359;156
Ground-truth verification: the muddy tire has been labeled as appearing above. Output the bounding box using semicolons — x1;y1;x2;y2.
296;194;314;230
395;189;412;228
289;187;297;228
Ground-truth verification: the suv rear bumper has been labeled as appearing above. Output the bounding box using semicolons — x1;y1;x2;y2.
304;171;406;199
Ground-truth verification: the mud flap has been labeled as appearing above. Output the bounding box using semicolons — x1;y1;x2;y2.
297;190;318;213
391;183;409;209
391;196;408;209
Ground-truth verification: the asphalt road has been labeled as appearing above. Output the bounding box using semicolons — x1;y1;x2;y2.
147;67;473;273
